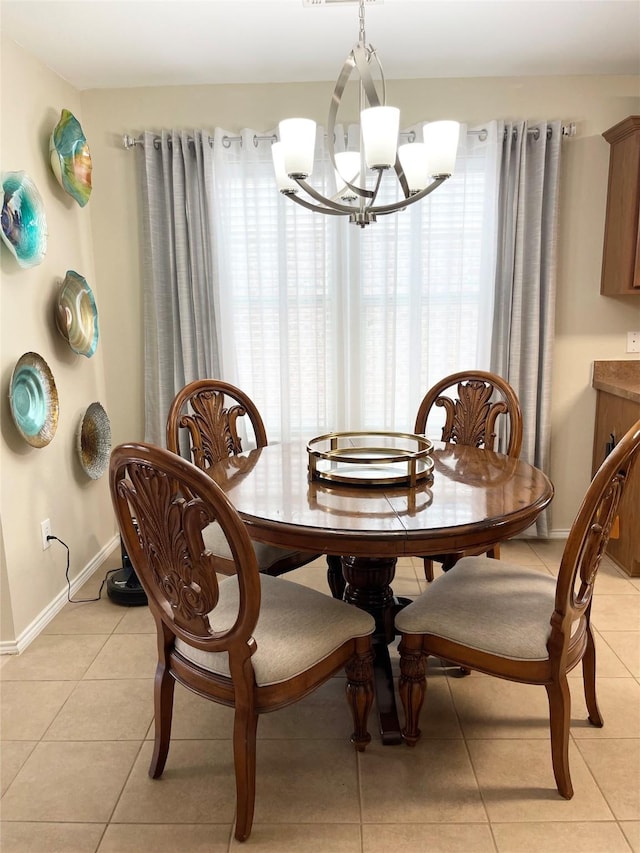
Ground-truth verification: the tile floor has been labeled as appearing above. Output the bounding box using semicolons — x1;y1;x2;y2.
1;541;639;852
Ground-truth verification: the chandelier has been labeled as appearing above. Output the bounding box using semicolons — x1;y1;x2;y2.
272;0;460;228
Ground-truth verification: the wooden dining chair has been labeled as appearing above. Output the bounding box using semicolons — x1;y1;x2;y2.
167;379;319;577
414;370;524;581
396;418;640;799
110;442;375;842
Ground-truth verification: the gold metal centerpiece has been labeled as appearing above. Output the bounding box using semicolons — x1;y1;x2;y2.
307;431;434;487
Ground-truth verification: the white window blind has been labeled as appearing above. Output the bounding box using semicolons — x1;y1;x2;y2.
211;123;500;443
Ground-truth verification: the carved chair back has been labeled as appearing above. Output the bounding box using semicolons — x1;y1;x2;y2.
166;379;268;472
414;370;523;458
110;442;261;655
552;419;640;663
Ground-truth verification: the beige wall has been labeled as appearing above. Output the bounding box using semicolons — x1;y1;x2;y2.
1;36;117;646
2;32;639;644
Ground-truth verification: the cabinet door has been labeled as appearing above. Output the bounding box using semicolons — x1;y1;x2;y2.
600;116;640;296
592;392;640;575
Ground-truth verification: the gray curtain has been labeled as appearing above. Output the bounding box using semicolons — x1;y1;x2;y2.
139;130;220;444
491;121;562;536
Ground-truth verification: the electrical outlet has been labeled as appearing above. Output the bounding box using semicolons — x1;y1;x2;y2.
627;331;640;353
40;518;51;550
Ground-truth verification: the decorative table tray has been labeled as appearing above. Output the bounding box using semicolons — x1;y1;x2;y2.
307;431;434;487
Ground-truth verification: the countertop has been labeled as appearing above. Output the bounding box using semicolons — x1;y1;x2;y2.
593;360;640;404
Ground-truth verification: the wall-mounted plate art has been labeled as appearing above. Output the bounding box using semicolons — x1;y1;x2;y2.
55;270;99;357
9;352;59;447
78;402;111;479
50;109;92;207
1;171;48;268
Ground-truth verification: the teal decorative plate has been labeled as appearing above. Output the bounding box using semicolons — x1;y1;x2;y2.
1;172;48;268
50;109;92;207
55;270;99;357
9;352;59;447
78;402;111;479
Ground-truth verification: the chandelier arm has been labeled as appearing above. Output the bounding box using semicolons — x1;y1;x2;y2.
369;175;449;216
327;50;375;201
294;178;360;214
284;192;350;217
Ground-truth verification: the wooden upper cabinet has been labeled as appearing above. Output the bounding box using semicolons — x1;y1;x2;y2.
600;115;640;296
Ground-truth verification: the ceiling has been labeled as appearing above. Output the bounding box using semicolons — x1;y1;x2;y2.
2;0;639;91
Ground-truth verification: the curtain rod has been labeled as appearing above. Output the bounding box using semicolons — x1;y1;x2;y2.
122;122;576;151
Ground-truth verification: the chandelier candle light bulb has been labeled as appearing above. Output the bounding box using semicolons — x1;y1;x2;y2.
272;0;460;227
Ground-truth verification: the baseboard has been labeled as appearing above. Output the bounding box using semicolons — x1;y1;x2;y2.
0;534;120;656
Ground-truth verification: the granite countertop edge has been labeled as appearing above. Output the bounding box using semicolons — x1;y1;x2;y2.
593;360;640;404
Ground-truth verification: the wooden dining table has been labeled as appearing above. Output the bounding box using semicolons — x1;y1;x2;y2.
210;439;554;744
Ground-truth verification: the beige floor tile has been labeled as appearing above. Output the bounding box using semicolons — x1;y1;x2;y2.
600;631;640;677
362;822;494;852
146;681;234;740
258;676;363;740
466;739;614;822
42;597;126;635
360;739;486;823
113;604;156;633
286;564;333;595
0;742;37;796
98;823;231;852
230;823;362;852
391;577;422;598
492;820;632;852
569;677;640;739
0;740;140;822
500;540;547;565
449;676;551;739
398;676;463;739
620;821;640;852
529;537;567;567
0;821;105;853
0;681;75;740
0;635;109;681
253;739;361;824
592;596;640;632
83;633;158;679
571;629;640;678
593;561;640;596
44;678;155;741
575;739;640;820
112;739;236;824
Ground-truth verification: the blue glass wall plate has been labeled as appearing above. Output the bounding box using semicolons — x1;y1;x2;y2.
1;171;48;268
77;402;111;479
50;109;92;207
9;352;59;447
55;270;99;357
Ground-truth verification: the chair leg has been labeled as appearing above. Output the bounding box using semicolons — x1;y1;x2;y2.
149;659;175;779
345;638;374;751
398;634;426;746
232;703;259;842
487;543;501;559
545;674;573;799
327;555;346;599
582;623;604;727
423;558;435;582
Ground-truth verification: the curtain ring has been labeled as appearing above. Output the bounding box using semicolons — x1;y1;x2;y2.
222;136;232;148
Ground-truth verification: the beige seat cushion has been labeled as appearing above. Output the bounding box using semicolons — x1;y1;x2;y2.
203;522;312;572
395;556;557;661
175;574;375;686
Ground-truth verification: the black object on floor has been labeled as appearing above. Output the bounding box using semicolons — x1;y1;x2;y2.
107;534;148;606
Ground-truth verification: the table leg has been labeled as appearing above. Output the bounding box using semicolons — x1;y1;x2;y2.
341;555;405;745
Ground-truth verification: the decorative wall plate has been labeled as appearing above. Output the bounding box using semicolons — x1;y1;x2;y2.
1;171;48;268
55;270;99;357
50;109;92;207
9;352;59;447
77;402;111;479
